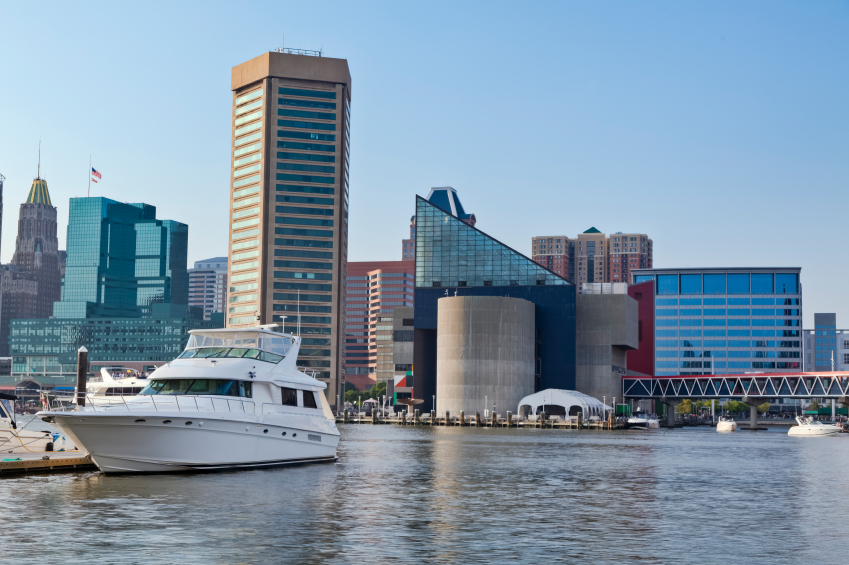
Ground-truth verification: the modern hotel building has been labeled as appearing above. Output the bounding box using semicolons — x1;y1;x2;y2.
628;267;803;377
228;50;351;405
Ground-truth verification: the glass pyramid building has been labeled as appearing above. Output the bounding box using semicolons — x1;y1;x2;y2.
415;196;568;289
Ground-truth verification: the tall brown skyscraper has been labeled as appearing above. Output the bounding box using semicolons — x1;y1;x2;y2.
228;49;351;407
0;177;62;355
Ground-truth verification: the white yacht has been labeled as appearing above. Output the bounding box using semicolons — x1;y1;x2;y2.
39;369;148;410
1;394;75;453
38;326;340;474
716;416;737;432
88;368;148;399
788;416;841;437
627;411;660;430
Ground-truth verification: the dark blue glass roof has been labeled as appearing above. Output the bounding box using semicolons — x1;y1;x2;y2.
426;187;472;220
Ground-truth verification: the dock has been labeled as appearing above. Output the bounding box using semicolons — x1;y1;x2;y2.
336;412;627;430
0;452;95;475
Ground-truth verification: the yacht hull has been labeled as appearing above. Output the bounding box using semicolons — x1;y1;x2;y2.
788;427;840;437
48;413;339;474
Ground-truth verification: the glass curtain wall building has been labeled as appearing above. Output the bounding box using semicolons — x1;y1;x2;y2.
414;195;576;412
631;268;802;376
55;198;188;318
9;197;216;376
228;50;351;405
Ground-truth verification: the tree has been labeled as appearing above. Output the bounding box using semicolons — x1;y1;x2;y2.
809;399;820;411
677;399;693;415
344;389;362;405
366;380;387;400
757;402;770;414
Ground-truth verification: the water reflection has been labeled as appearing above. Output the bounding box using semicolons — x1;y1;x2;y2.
1;425;847;563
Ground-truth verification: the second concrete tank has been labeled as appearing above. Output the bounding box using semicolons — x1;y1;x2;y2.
436;296;535;416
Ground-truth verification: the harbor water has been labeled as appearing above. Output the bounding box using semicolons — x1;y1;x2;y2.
2;421;847;564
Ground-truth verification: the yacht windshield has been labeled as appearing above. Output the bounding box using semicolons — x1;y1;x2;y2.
186;332;292;356
177;348;282;363
140;379;252;398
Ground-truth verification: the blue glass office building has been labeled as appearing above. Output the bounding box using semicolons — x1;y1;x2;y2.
631;267;802;376
414;195;576;411
54;198;188;319
10;197;218;375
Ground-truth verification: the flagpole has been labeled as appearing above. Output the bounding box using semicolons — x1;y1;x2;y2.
88;155;91;197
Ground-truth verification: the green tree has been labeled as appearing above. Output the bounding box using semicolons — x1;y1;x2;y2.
677;399;693;414
809;399;820;411
366;381;387;400
757;402;770;414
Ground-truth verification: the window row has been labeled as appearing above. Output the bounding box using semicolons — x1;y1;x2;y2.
635;273;799;295
657;309;800;316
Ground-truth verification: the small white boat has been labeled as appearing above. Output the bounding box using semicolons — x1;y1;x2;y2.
788;416;841;437
38;325;340;474
1;394;76;453
716;416;737;432
627;411;660;430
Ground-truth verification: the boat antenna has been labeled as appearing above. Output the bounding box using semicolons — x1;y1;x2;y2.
297;290;301;338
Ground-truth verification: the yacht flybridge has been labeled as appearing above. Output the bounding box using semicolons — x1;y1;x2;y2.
38;326;340;474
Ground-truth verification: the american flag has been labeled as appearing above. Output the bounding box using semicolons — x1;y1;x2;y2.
91;167;101;180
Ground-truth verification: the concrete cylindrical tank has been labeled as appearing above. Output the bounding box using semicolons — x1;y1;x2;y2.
436;296;535;416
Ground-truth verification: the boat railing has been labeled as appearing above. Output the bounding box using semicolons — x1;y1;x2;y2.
78;392;256;415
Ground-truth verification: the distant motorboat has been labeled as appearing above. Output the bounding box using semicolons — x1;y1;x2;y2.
788;416;841;437
716;416;737;432
627;411;659;430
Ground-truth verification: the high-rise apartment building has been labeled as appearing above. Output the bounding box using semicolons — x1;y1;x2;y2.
188;257;228;320
345;261;414;390
803;313;849;372
228;50;351;405
0;177;62;355
531;229;653;292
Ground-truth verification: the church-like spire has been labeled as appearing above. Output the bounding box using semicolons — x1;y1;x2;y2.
26;178;52;205
27;143;52;205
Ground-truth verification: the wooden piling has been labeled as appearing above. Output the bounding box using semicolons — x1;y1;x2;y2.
475;411;481;426
459;411;465;426
75;346;88;407
445;410;450;426
507;411;512;427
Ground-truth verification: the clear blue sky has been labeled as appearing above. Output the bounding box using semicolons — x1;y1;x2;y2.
1;1;847;326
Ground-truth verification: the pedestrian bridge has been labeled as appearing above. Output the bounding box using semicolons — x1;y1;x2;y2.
622;372;849;400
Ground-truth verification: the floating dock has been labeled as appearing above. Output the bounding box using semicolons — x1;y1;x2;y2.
0;452;95;475
336;413;626;430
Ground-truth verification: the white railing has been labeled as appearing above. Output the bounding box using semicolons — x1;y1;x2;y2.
80;394;255;414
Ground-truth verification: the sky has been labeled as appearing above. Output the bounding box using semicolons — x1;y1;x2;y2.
1;1;847;327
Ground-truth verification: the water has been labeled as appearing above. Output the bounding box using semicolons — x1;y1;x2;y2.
2;423;847;564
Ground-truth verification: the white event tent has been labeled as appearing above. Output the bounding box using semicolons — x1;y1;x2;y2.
517;389;611;419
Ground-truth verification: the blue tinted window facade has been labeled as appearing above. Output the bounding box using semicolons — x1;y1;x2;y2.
680;274;701;294
727;274;749;294
637;268;803;376
657;275;678;295
53;197;188;319
704;274;725;294
775;274;798;294
751;273;773;294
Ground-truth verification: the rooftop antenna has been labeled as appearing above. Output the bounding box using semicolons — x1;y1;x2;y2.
37;139;41;179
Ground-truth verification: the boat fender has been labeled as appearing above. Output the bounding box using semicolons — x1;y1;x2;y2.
45;442;54;452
